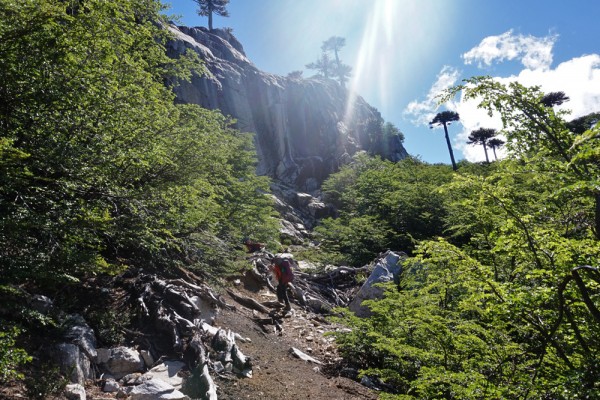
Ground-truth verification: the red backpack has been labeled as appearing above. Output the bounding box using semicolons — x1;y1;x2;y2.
277;259;295;284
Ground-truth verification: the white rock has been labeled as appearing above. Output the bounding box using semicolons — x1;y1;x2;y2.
289;347;323;365
64;383;86;400
140;350;154;368
129;378;190;400
103;379;120;393
102;347;144;379
144;361;186;389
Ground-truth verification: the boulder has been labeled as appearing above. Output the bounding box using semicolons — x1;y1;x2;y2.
129;378;189;400
97;347;144;379
144;361;186;390
64;383;86;400
55;343;93;384
64;314;97;360
348;251;405;317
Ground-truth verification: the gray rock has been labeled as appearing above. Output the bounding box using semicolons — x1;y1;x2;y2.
103;379;120;393
181;364;217;400
129;379;189;400
140;350;154;368
166;26;408;192
348;251;405;317
55;343;93;384
64;383;86;400
144;361;186;390
64;314;97;360
98;347;144;380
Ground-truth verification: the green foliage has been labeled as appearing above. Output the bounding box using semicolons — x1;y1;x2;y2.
0;322;31;383
0;0;278;288
316;155;454;265
193;0;230;30
329;77;600;397
86;309;131;347
24;362;68;400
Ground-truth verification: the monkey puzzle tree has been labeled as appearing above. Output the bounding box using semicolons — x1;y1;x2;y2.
429;111;460;170
488;137;505;160
305;52;334;79
467;127;497;163
541;91;570;107
193;0;229;31
321;36;352;87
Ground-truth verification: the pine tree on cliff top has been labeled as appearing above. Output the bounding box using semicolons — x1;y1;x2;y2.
194;0;229;31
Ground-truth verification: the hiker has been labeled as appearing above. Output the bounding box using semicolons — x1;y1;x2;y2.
270;255;295;311
243;237;265;253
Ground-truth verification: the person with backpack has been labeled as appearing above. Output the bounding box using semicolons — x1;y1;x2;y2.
270;255;295;312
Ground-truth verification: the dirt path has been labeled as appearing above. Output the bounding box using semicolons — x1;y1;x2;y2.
213;282;377;400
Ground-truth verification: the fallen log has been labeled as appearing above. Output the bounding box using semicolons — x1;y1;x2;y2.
226;289;270;314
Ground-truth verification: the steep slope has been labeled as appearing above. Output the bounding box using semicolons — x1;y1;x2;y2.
166;25;407;192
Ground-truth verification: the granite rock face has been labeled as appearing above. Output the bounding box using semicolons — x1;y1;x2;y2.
167;26;407;191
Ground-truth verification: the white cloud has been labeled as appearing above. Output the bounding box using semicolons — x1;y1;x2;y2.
462;30;557;71
403;65;460;125
453;54;600;162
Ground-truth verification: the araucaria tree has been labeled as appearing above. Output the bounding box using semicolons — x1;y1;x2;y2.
321;36;352;87
193;0;230;31
467;127;497;163
429;111;460;170
488;137;505;160
305;52;334;79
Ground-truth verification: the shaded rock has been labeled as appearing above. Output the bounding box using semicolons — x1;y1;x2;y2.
181;364;217;400
55;343;93;384
103;379;120;393
166;26;408;191
64;314;97;360
29;294;53;314
140;350;154;368
348;251;405;317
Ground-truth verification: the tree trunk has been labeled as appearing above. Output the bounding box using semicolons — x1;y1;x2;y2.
443;123;457;171
208;12;213;30
594;192;600;240
483;143;490;163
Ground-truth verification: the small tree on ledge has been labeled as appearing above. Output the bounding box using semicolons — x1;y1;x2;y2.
193;0;230;31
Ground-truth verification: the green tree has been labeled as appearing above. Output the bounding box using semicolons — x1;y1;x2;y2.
445;76;600;239
305;52;334;79
193;0;230;31
466;127;497;163
487;137;505;160
541;91;570;107
321;36;352;87
429;111;460;171
0;0;277;286
383;121;405;143
567;112;600;134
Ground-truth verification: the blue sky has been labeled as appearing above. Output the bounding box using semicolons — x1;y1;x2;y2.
165;0;600;164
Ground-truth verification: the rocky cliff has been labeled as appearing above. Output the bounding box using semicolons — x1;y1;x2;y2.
166;26;407;192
